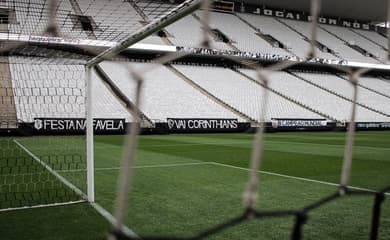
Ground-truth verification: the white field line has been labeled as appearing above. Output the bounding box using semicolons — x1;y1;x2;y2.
10;139;389;232
55;159;389;196
0;200;85;213
13;139;87;199
56;162;212;173
209;162;390;196
93;142;248;149
90;202;139;238
12;139;137;238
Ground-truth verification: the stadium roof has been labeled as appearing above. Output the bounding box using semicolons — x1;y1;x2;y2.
242;0;387;23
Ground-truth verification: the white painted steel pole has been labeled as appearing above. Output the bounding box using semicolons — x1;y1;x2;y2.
86;66;95;202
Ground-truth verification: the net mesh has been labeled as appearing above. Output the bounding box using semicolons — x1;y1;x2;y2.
0;59;87;211
0;135;87;211
0;0;175;41
91;0;389;239
132;0;177;21
0;0;181;211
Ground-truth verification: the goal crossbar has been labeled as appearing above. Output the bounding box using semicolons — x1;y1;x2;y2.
86;0;203;68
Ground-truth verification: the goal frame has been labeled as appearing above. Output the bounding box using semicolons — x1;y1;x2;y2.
84;0;206;204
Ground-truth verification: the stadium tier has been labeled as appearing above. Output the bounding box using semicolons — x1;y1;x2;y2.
196;11;289;54
4;0;165;43
237;13;337;59
99;61;245;121
241;69;390;122
354;29;388;50
0;0;387;63
278;18;382;63
8;0;76;36
75;0;163;44
5;59;389;125
2;59;390;126
359;76;390;96
9;59;130;123
164;12;232;49
295;72;390;117
174;65;322;121
320;24;387;61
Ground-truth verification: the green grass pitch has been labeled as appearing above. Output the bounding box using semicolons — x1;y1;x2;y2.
0;131;389;239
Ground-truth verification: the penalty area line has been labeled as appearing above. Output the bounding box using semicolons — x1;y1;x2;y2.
0;200;86;213
56;160;389;196
209;162;390;196
57;161;212;173
13;139;87;199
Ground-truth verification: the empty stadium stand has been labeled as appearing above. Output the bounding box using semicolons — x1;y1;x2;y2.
9;58;130;123
237;13;336;59
164;13;232;50
359;77;390;97
320;25;387;62
279;18;380;63
8;0;84;37
353;29;388;50
75;0;164;44
3;0;389;65
99;61;245;122
241;69;389;122
2;1;390;130
3;0;163;45
195;11;288;55
174;65;323;121
7;56;390;126
293;72;390;116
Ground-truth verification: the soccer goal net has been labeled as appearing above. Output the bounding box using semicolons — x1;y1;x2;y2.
0;0;175;212
82;0;389;240
0;58;89;211
0;0;191;214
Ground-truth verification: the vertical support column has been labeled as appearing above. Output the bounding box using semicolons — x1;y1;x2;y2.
86;66;95;202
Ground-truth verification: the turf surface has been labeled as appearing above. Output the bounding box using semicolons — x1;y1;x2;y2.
0;131;389;239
